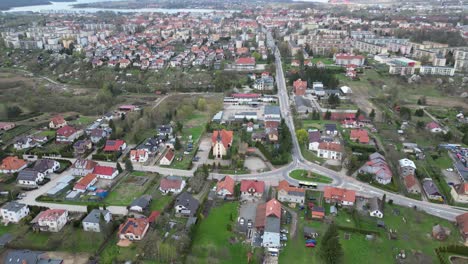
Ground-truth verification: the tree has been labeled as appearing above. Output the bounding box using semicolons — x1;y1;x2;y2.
116;162;123;173
369;109;376;121
328;94;340;108
324;111;332;120
415;109;424;117
125;158;134;172
6;105;22;118
196;98;207;111
296;129;309;146
357;173;373;182
174;137;182;150
416;121;425;130
319;223;343;264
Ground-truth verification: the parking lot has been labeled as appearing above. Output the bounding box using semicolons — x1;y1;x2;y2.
222;103;265;122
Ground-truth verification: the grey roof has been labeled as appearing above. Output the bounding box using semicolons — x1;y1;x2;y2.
33;159;57;174
136;137;160;152
265;216;281;233
236;112;257;116
17;169;41;182
4;250;46;264
369;197;382;212
0;234;14;246
324;123;337;131
130;195;152;209
308;131;321;143
303;226;318;235
422;180;442;196
175;192;199;215
82;209;110;224
1;202;27;213
264;105;280;116
294;96;312;108
288;190;306;197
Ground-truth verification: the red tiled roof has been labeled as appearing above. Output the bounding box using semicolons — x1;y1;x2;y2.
74;173;97;190
37;209;66;221
324;186;356;203
265;198;281;218
162;149;175;162
232;93;261;98
278;180;305;194
160;176;182;190
148;211;161;223
56;125;77;137
212;129;233;149
51;115;66;126
318;142;343;152
0;156;27;171
240;180;265;193
350;129;369;144
426;121;440;130
404;175;417;189
456;212;468;234
93;165;116;176
235;57;256;65
103;140;125;152
119;217;149;237
216;176;235;194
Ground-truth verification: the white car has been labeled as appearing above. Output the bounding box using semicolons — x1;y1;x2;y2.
239;217;245;225
446;168;454;172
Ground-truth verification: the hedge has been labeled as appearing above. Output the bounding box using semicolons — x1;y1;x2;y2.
337;225;380;235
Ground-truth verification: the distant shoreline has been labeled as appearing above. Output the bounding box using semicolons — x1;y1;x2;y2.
0;0;76;11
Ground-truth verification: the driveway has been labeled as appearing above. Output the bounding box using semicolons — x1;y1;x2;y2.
193;136;211;166
282;206;298;239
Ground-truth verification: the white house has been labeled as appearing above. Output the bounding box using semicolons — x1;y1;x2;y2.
399;158;416;177
368;197;383;218
93;165;119;180
130;149;149;163
17;169;45;187
159;176;186;194
33;209;68;232
159;149;175;165
82;209;112;232
1;202;29;223
317;142;343;160
216;176;235;197
308;130;321;151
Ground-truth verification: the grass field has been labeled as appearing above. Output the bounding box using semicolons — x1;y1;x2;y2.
105;172;155;206
300;145;326;164
190;202;257;264
0;125;32;142
99;236;139;263
37;130;56;137
150;192;174;211
289;169;333;183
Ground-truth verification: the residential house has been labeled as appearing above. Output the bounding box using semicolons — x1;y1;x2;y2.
399;158;416;177
157;125;173;138
368;197;383;218
136;137;160;154
174;192;200;217
159;176;186;194
451;183;468;203
234;57;256;70
324;124;338;136
422;179;443;201
73;140;92;156
359;153;393;185
159;149;175;165
350;129;370;144
313;82;325;96
318;142;343;160
33;159;60;175
14;136;46;150
82;209;112;232
71;159;98;176
455;212;468;245
265;121;279;142
216;176;235;197
308;130;321;151
0;122;15;131
118;217;149;241
130;149;149;163
103;140;126;152
255;199;282;248
293;79;307;96
129;195;152;212
212;129;233;159
32;209;68;232
264;105;281;121
89;128;110;144
426;122;443;133
334;53;365;66
56;126;79;144
93;165;118;180
49;116;67;129
4;250;63;264
324;187;356;206
1;202;29;223
277;180;305;204
17;169;45;187
404;174;421;194
240;180;265;199
73;173;98;192
311;206;325;220
0;156;27;174
432;224;451;241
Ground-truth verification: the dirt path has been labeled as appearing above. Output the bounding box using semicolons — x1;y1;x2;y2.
282;206;298;239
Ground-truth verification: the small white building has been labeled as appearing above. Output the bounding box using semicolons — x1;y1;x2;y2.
82;209;112;232
1;202;29;223
399;158;416;177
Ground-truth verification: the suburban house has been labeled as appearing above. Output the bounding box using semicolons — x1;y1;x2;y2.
157;125;173;138
174;192;200;217
49;116;67;129
293;79;307;96
240;180;265;199
73;173;98;192
82;209;112;232
324;186;356;206
33;159;60;175
212;129;233;159
422;179;443;201
404;174;421;194
277;180;305;204
264;105;281;121
317;142;343;160
130;149;149;163
14;136;47;150
432;224;451;241
159;176;186;194
216;176;236;198
265;121;280;142
17;169;45;187
255;199;282;248
324;124;338;136
71;159;98;176
118;217;149;241
234;57;256;70
368;197;383;218
159;149;175;165
399;158;417;177
455;212;468;245
1;202;29;223
31;209;68;232
350;129;370;144
93;165;118;180
136;137;160;154
311;206;325;220
359;152;393;185
451;183;468;203
73;140;93;156
56;126;80;144
0;122;15;131
426;121;443;133
0;156;27;174
89;128;110;143
103;140;127;152
308;130;321;151
129;195;152;212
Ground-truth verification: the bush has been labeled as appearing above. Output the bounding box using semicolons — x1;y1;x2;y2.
337;225;380;235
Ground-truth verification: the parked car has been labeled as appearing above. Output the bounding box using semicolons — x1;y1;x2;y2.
239;217;245;225
446;168;454;172
247;219;252;228
281;229;289;234
306;243;315;248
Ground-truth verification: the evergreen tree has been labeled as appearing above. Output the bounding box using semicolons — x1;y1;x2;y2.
319;223;343;264
125;158;134;172
116;162;123;173
369;109;376;120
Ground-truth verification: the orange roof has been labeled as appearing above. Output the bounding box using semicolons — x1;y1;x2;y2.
404;175;417;189
212;129;233;149
216;176;235;194
456;212;468;234
278;180;305;194
324;186;356;203
0;156;27;171
318;142;343;152
119;217;149;237
51;115;66;126
74;173;97;190
265;198;281;218
163;149;175;161
350;129;369;144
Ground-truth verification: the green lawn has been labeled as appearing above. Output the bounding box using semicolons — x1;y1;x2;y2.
190;202;256;264
70;116;96;126
37;130;56;137
0;125;32;142
105;172;155;206
150;193;174;211
431;151;453;170
300;145;326;165
289;169;333;184
100;236;139;263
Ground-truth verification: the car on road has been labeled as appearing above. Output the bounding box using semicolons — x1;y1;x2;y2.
281;229;289;234
247;219;253;228
192;156;200;162
446;168;454;172
239;217;245;225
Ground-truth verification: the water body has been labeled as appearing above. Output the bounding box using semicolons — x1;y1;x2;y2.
3;0;228;13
